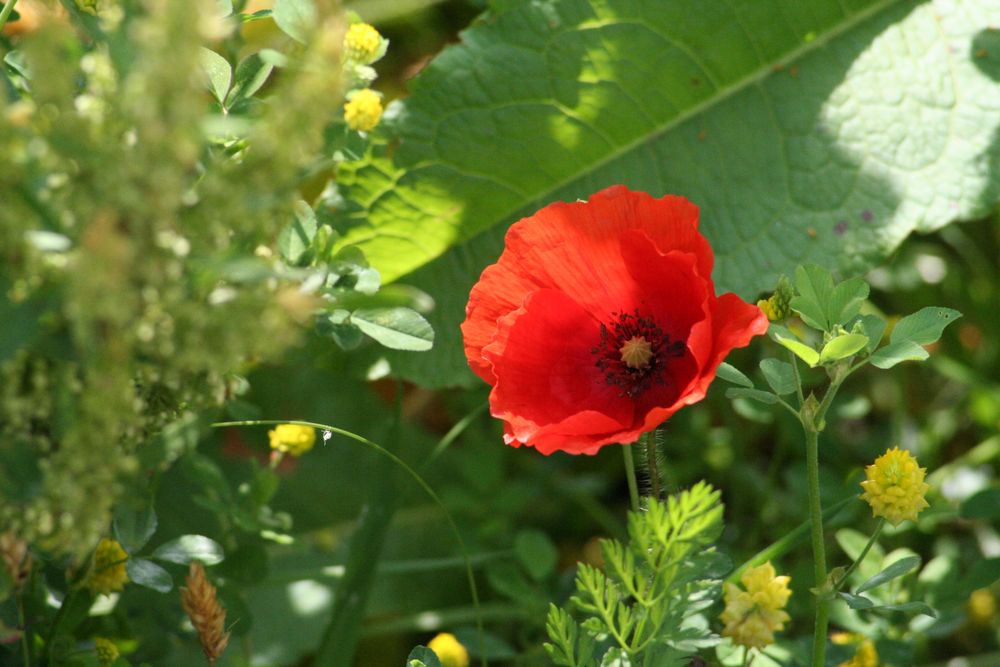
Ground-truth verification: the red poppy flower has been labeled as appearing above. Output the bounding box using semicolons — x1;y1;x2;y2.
461;186;768;455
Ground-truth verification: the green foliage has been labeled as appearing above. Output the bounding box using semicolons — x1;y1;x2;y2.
125;558;173;594
513;529;558;582
716;362;753;388
759;359;796;396
273;0;317;44
273;201;435;352
546;482;725;666
870;307;963;369
0;2;997;666
151;535;224;566
0;0;352;555
405;646;442;667
753;265;961;377
334;0;999;388
791;265;870;334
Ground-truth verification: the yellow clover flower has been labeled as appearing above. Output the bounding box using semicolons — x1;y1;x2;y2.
428;632;469;667
860;447;930;526
832;633;879;667
968;588;997;627
268;424;316;457
344;89;383;132
343;23;382;63
720;562;791;650
87;538;129;595
94;637;120;666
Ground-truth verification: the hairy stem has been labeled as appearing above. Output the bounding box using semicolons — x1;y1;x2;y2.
643;432;661;500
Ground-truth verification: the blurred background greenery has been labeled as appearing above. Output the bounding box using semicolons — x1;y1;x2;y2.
2;0;999;665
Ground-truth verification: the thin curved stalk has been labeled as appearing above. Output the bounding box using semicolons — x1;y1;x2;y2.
213;418;487;666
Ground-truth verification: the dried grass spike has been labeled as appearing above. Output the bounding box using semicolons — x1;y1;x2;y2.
0;532;31;589
180;561;229;665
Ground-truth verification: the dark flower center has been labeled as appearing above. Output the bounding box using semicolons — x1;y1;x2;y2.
592;310;686;398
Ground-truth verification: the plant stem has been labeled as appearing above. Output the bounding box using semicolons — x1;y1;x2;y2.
643;432;661;500
789;350;805;407
314;387;404;666
806;423;830;667
622;443;640;512
17;590;29;667
834;518;885;591
214;416;487;667
0;0;18;34
803;364;853;667
726;496;854;584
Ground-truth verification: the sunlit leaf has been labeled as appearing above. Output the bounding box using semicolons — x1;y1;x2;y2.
227;53;274;107
335;0;999;387
351;307;434;351
152;535;224;565
272;0;315;43
772;331;820;368
198;48;232;106
819;333;868;364
126;558;173;593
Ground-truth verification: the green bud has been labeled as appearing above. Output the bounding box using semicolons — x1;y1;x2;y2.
757;275;793;322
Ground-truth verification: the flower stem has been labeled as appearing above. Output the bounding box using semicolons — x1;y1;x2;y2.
805;423;830;667
622;443;640;512
834;518;885;591
643;432;661;500
727;495;854;584
17;589;29;667
214;416;487;666
0;0;18;34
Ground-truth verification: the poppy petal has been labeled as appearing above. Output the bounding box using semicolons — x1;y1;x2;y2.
462;186;767;456
483;288;633;448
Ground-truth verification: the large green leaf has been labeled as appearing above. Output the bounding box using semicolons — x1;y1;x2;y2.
336;0;1000;387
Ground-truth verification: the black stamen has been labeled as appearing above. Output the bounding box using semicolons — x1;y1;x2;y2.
591;310;685;398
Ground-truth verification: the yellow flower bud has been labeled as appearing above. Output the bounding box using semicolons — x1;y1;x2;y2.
860;447;930;526
268;424;316;457
76;0;100;15
343;89;383;132
343;23;382;63
86;538;129;595
94;637;120;667
757;275;793;322
832;633;879;667
968;588;997;627
428;632;469;667
720;562;791;650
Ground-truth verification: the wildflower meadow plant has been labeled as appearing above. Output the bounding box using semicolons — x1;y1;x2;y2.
3;1;998;666
461;186;768;457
